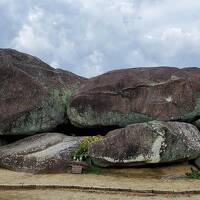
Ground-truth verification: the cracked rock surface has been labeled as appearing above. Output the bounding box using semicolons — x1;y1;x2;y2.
0;133;83;173
0;49;86;136
69;67;200;128
88;121;200;167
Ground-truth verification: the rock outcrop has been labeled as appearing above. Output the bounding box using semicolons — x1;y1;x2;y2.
0;133;83;173
69;67;200;128
0;49;86;135
88;121;200;167
2;49;200;173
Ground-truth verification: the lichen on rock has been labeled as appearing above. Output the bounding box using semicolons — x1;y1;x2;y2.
69;67;200;128
0;133;84;173
88;121;200;167
0;49;86;136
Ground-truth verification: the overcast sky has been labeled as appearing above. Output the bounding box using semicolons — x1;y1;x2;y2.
1;0;200;77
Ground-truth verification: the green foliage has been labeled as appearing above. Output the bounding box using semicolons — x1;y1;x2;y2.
85;166;102;175
73;135;103;161
185;167;200;179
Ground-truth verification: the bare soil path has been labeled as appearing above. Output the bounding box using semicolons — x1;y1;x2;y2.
0;163;200;199
1;189;200;200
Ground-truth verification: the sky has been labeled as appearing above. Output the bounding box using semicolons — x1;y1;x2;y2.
1;0;200;77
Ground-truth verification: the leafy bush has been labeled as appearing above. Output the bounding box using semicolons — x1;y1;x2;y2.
85;166;102;175
73;135;103;161
185;167;200;179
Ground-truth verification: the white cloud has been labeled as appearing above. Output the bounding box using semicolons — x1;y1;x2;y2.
0;0;200;77
12;7;53;54
82;51;104;77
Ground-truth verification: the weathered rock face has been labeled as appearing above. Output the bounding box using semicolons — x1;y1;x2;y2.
194;119;200;130
69;67;200;128
0;49;86;135
0;133;83;173
88;121;200;167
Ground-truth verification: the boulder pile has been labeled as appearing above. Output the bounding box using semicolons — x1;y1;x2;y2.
1;48;200;173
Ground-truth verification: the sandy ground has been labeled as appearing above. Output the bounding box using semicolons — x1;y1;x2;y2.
0;163;200;199
0;189;200;200
0;163;198;191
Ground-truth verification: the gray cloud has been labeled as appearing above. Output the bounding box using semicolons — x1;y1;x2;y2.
0;0;200;77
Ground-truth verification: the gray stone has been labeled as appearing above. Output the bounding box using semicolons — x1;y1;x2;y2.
0;133;83;173
88;121;200;167
0;48;86;135
193;119;200;130
161;173;186;179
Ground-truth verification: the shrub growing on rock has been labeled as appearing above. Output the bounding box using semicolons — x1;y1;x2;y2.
186;168;200;179
73;135;103;161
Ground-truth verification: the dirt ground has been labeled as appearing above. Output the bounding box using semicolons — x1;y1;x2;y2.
0;189;200;200
0;163;200;199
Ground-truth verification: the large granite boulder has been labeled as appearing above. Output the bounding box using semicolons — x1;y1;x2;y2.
0;49;86;135
0;133;83;173
88;121;200;167
69;67;200;128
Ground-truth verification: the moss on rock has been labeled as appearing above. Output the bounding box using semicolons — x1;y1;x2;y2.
68;105;156;128
0;89;73;135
